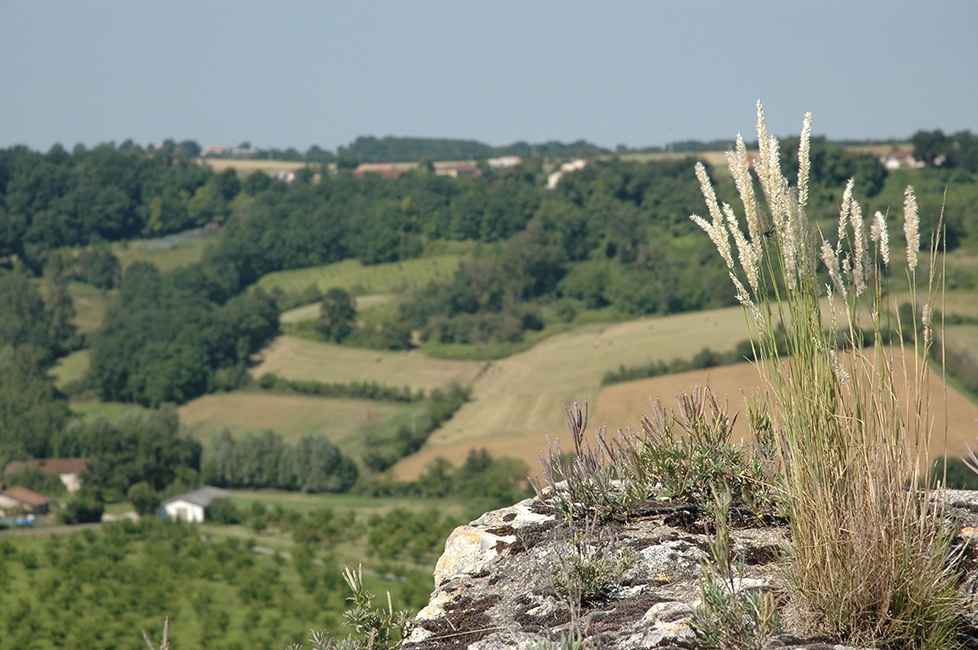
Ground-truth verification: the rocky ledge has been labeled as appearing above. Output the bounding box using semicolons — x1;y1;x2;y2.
403;491;978;650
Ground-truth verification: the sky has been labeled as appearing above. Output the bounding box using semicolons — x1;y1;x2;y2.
1;1;976;153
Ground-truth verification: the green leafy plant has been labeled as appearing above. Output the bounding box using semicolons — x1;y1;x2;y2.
341;564;413;650
550;512;633;606
286;565;413;650
530;400;627;519
615;384;778;515
691;102;961;649
526;630;588;650
691;492;782;650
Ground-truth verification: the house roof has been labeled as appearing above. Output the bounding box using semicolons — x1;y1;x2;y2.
4;458;89;476
2;485;51;507
162;486;230;508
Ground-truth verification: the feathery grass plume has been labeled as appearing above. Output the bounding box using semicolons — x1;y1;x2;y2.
693;162;735;270
724;202;761;293
871;210;890;266
904;186;920;272
850;198;869;296
725;135;764;260
838;179;854;249
797;112;812;209
691;103;960;649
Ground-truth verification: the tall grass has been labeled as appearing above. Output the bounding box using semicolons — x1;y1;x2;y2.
691;102;960;649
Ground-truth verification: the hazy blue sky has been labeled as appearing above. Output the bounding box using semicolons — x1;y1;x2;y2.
2;1;975;152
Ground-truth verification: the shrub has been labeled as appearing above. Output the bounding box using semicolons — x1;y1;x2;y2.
208;497;240;524
127;481;160;516
61;495;104;524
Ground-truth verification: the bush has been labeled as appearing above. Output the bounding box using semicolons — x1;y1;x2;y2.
127;481;160;516
207;497;239;524
61;496;104;524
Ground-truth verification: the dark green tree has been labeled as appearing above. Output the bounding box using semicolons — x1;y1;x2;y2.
0;345;70;458
319;287;357;343
127;481;161;516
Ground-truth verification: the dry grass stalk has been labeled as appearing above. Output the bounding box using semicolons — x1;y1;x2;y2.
691;101;961;649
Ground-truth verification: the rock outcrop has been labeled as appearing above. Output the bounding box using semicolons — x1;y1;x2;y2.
404;491;978;650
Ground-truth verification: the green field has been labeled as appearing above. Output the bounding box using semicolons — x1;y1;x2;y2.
50;349;90;389
251;335;484;392
225;489;468;519
178;391;428;461
68;398;151;422
66;281;112;334
280;294;394;324
254;255;465;296
890;290;978;320
111;229;219;272
0;513;436;650
946;324;978;354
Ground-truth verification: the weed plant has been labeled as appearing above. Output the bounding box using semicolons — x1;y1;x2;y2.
287;565;412;650
691;493;782;650
530;389;777;518
549;512;633;607
690;102;960;648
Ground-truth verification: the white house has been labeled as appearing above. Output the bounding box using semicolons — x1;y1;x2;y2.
160;486;230;523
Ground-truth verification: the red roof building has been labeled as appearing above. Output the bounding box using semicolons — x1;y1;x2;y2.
0;486;50;515
4;458;89;493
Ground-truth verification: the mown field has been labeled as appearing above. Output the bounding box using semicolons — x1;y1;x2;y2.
946;324;978;352
253;255;465;296
593;348;978;458
890;289;978;320
280;294;393;323
250;336;485;392
178;392;428;461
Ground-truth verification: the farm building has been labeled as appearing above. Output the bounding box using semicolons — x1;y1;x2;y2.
4;458;89;493
0;485;51;515
160;486;230;522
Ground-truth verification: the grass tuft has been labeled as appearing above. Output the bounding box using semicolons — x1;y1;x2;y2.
690;102;961;649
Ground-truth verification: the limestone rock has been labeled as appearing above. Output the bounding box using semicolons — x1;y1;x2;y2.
405;492;978;650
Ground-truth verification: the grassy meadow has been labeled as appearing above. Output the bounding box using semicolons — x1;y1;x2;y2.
946;324;978;353
253;255;465;296
178;392;428;461
250;335;485;392
67;281;112;334
68;398;151;422
280;294;394;323
111;229;218;272
49;349;90;389
389;306;751;477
